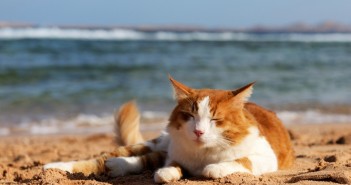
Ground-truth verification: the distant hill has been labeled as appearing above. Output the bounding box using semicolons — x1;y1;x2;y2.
0;21;34;28
246;21;351;33
1;21;351;33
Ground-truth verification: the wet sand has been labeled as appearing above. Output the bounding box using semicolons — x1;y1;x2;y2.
0;123;350;185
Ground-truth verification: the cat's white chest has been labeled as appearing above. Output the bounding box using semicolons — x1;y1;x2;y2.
168;144;215;175
168;139;241;175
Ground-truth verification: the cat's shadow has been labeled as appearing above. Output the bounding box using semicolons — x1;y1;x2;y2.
65;171;99;181
66;171;157;185
65;171;211;185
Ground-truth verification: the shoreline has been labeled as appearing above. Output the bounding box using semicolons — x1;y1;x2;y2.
1;109;351;137
1;123;350;184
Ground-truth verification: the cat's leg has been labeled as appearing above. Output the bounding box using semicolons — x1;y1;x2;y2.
202;157;252;179
44;132;169;176
154;161;183;183
203;154;278;179
43;143;155;175
106;151;166;177
43;155;108;176
106;131;170;176
246;153;278;176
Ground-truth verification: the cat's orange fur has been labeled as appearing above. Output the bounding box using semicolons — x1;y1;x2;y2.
44;76;294;183
245;102;295;169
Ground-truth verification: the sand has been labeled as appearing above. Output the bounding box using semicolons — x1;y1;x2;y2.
1;123;351;185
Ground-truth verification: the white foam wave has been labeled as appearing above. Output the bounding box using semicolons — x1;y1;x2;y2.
0;127;10;136
23;114;115;135
0;27;144;40
2;27;351;42
277;110;351;124
1;112;167;136
142;111;168;119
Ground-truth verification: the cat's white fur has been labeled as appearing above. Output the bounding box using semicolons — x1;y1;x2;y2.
145;130;169;152
196;96;211;133
154;166;182;183
43;161;74;173
106;156;143;177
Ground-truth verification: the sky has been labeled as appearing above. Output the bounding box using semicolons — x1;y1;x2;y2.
1;0;351;28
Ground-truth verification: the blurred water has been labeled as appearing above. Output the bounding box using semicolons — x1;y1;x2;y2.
1;31;351;126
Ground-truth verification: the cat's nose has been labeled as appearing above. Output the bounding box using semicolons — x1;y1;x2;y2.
193;130;204;137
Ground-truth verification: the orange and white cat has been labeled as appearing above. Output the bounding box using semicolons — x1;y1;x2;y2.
44;76;294;183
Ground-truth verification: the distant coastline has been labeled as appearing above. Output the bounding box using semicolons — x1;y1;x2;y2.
1;21;351;33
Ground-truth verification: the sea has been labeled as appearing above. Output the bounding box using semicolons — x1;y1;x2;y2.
1;27;351;136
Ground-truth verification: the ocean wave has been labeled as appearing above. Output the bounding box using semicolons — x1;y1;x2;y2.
2;27;351;42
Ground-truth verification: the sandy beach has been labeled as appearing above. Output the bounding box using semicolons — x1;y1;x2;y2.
0;123;350;185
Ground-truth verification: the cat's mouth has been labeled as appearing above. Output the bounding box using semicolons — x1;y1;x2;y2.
194;137;205;145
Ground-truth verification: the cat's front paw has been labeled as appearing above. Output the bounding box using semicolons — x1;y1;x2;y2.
202;163;233;179
105;157;142;177
154;167;181;183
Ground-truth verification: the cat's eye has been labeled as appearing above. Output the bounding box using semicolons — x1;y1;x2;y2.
181;112;194;120
211;118;223;125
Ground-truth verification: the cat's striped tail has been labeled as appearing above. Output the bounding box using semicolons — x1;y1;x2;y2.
114;100;144;146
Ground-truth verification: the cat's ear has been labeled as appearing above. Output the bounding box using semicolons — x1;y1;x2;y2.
230;82;255;106
169;75;193;100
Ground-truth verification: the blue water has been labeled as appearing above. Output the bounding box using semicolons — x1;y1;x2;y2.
1;30;351;125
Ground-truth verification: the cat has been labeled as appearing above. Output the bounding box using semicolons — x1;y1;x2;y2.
44;76;294;183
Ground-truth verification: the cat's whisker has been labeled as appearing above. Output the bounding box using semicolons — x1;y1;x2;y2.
216;137;233;149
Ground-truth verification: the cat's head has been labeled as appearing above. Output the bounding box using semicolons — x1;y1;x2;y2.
167;76;255;148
